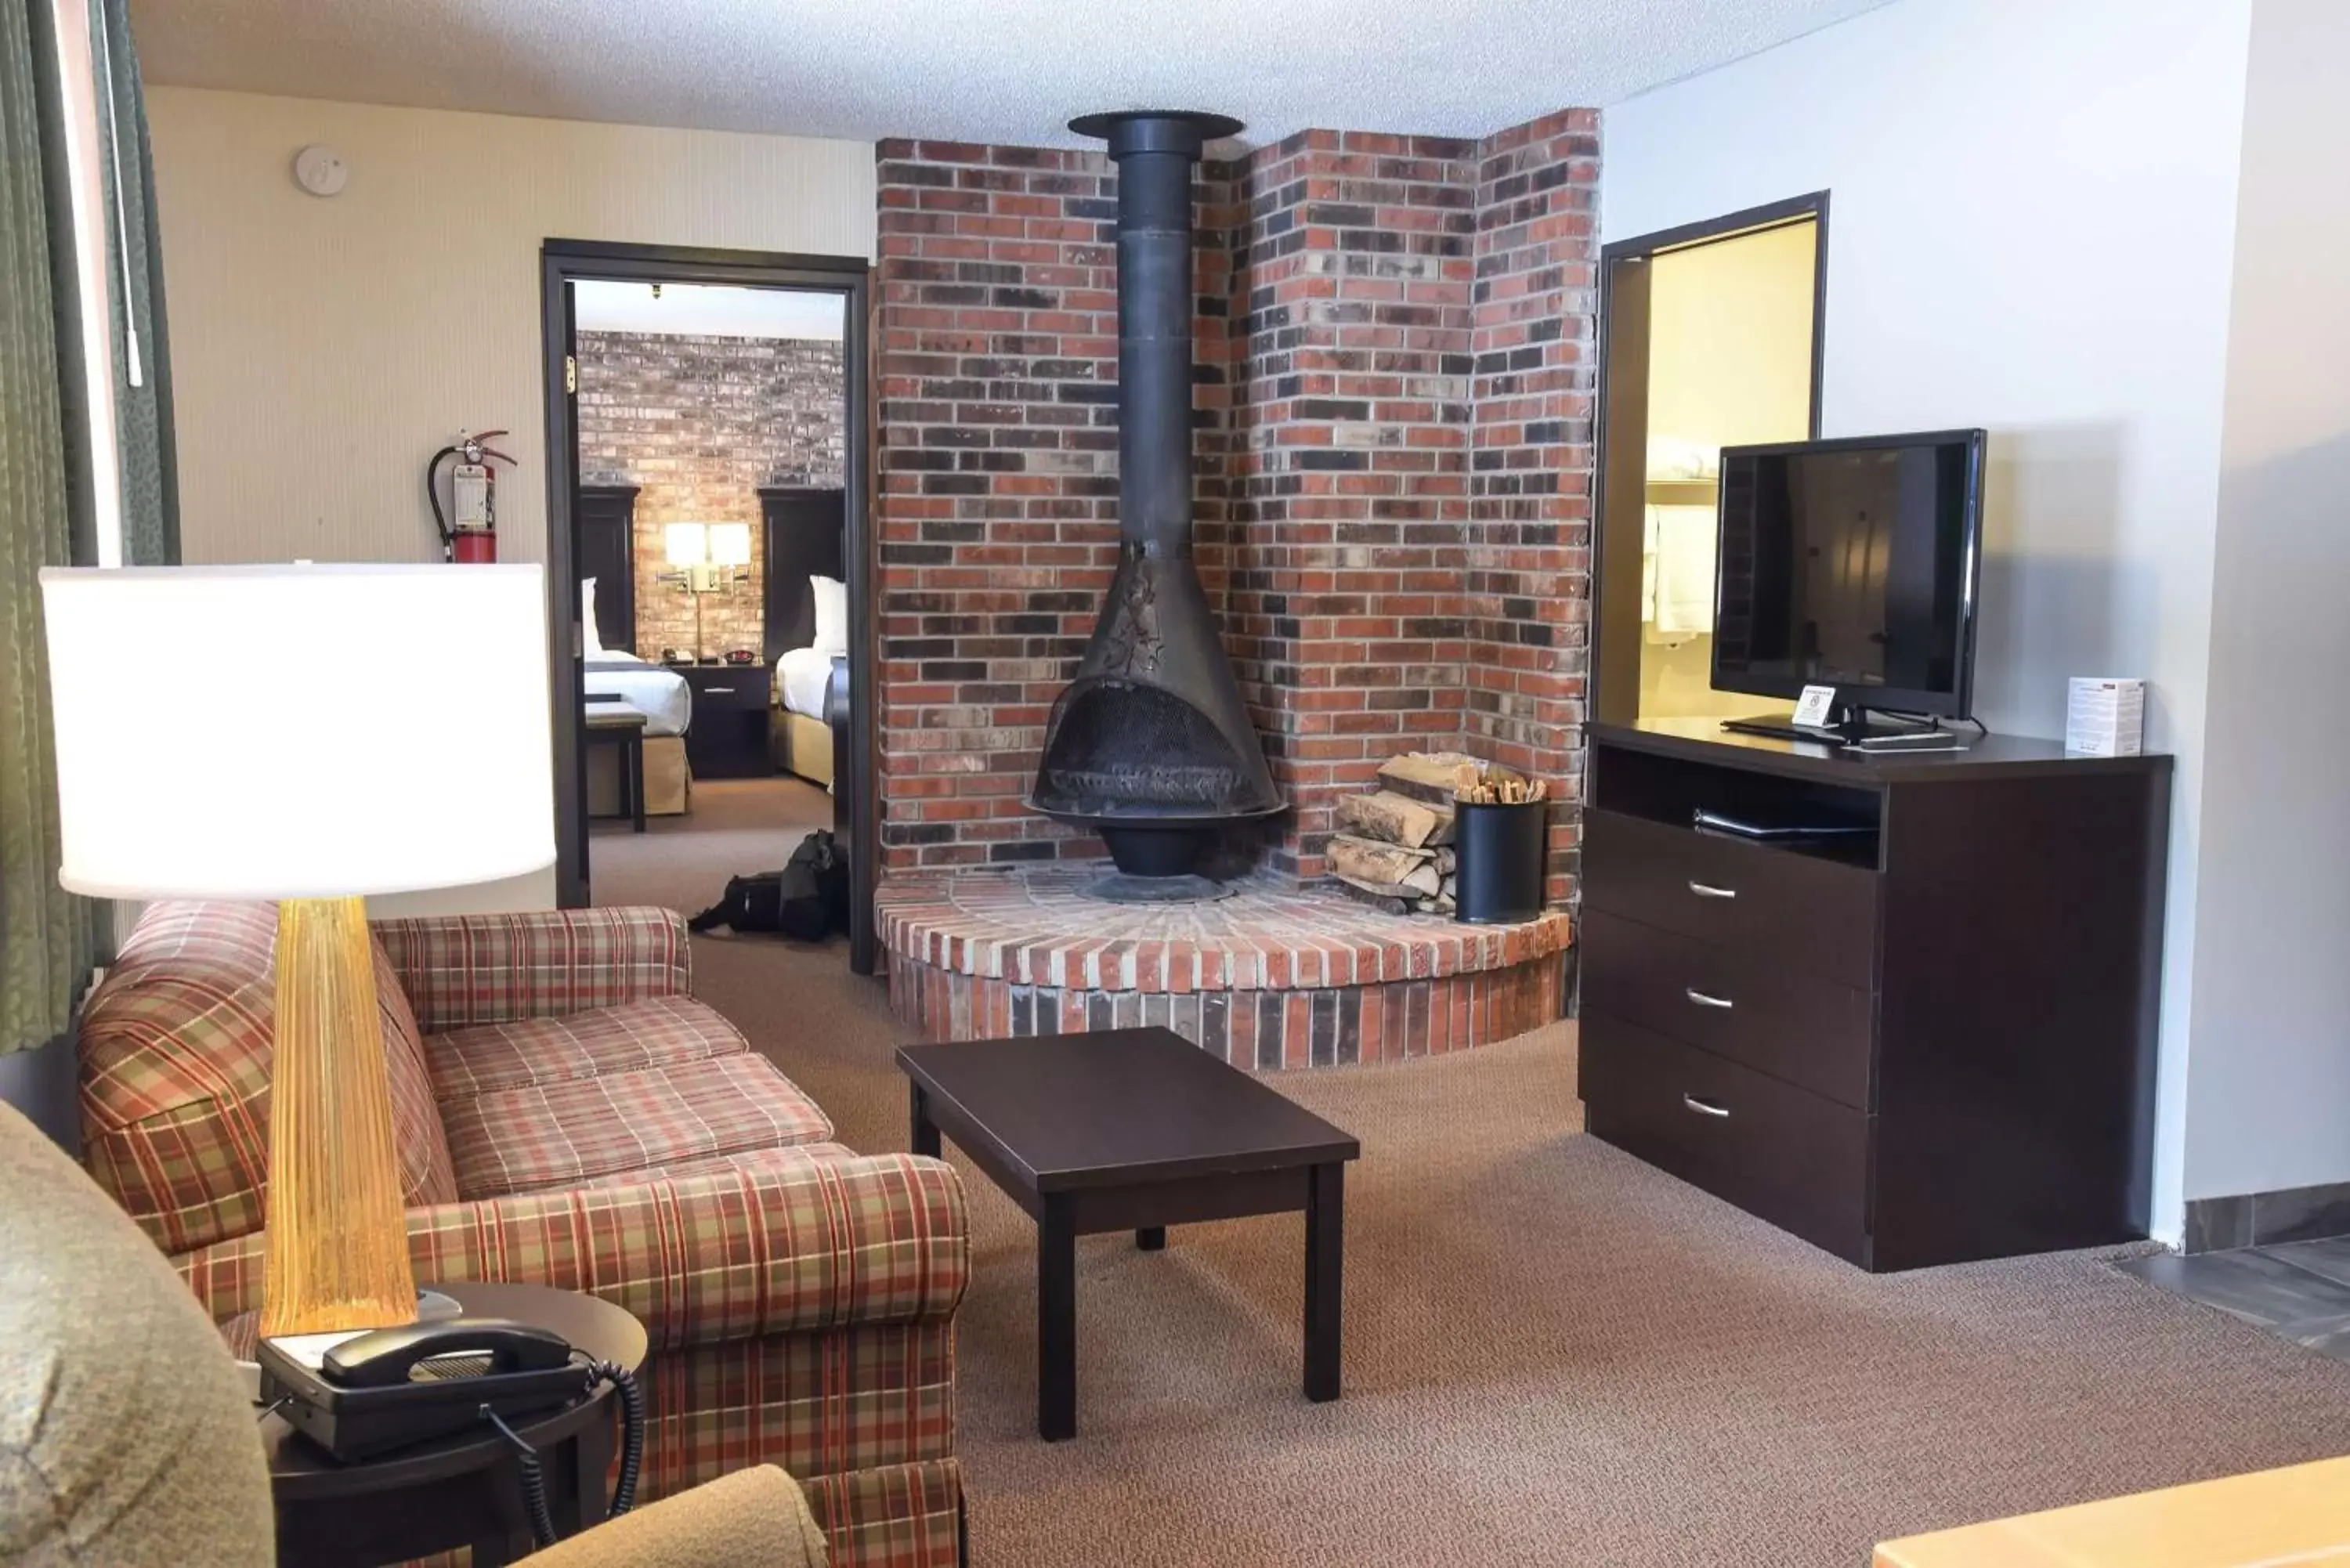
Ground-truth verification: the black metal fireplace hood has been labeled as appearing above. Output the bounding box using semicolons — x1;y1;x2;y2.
1028;110;1282;899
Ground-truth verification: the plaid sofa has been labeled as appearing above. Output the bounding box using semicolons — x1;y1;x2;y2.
78;900;967;1568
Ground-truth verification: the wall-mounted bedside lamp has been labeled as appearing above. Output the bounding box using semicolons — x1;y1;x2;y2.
661;522;752;659
664;522;715;591
708;522;752;572
662;522;752;593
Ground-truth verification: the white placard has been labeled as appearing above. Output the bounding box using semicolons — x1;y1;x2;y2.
2066;677;2145;756
1792;684;1838;729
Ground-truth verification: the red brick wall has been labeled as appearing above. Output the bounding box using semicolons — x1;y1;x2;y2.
1467;110;1603;902
1226;132;1479;880
873;113;1598;892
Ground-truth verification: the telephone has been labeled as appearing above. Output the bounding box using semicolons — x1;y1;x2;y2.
258;1317;584;1459
258;1314;647;1545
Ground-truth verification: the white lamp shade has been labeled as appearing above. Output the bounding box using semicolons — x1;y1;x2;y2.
663;523;708;566
39;564;557;899
707;523;752;568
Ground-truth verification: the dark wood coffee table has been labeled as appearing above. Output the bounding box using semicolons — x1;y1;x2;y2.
896;1026;1360;1441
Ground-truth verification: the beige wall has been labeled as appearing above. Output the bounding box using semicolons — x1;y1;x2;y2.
1636;219;1817;721
2185;0;2350;1201
1646;219;1817;457
146;89;875;569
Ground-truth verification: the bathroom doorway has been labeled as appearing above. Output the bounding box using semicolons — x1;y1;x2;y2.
1593;196;1828;727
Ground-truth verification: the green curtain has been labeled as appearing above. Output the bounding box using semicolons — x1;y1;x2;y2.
86;0;176;565
0;0;95;1056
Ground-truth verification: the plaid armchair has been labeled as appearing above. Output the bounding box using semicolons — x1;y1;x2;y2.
77;900;967;1568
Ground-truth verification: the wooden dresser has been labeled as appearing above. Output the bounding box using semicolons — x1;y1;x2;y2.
1580;719;2171;1271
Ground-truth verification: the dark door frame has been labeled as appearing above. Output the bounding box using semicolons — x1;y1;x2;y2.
539;239;880;974
1590;192;1830;728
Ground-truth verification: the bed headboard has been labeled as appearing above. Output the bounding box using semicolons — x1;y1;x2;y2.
760;486;846;661
575;485;640;653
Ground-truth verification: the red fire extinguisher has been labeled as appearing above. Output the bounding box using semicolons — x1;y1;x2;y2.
425;430;515;562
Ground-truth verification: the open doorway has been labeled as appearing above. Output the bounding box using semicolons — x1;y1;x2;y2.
540;241;877;974
1594;196;1827;728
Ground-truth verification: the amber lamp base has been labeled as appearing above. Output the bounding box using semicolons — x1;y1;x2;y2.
258;896;418;1338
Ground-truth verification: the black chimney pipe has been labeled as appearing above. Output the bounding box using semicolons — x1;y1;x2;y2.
1068;111;1236;555
1028;111;1282;901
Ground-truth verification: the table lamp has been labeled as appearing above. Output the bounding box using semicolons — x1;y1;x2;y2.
39;564;556;1336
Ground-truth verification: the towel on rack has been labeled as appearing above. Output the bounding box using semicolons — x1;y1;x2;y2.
1647;434;1719;482
1648;504;1718;638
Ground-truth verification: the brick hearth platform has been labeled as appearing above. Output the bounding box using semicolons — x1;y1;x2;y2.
880;869;1571;1068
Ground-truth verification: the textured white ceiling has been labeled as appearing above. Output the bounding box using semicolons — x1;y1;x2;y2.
573;280;844;339
132;0;1893;148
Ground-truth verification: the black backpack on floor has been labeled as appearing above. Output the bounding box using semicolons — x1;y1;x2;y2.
688;831;848;941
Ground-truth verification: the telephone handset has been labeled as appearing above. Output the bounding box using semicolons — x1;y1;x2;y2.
321;1316;573;1388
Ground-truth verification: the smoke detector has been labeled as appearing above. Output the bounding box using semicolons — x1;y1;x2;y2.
291;145;349;198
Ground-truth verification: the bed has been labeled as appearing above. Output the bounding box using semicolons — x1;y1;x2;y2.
583;649;690;735
773;645;840;787
761;486;849;789
578;568;693;816
576;558;692;736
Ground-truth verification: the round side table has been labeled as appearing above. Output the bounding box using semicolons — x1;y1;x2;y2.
244;1283;648;1568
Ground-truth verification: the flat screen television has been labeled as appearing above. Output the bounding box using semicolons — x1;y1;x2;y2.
1712;429;1987;724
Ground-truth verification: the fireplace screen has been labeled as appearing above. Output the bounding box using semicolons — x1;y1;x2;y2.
1035;681;1273;816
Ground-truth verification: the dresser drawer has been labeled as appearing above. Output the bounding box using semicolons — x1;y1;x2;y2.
1582;910;1874;1108
683;669;769;711
1582;1013;1871;1263
1582;808;1878;985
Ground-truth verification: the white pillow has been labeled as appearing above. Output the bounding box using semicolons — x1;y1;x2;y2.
580;578;604;657
811;575;848;656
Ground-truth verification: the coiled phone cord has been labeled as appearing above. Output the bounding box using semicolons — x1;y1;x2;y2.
483;1359;646;1549
598;1359;647;1516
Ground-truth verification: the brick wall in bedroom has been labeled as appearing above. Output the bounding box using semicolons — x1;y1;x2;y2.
576;331;844;660
872;114;1597;891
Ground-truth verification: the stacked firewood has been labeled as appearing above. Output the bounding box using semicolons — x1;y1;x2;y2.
1326;752;1544;916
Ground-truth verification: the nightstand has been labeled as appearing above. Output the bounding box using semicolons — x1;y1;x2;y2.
680;663;772;779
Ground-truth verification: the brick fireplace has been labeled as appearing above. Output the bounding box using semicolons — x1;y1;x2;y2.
873;109;1597;1060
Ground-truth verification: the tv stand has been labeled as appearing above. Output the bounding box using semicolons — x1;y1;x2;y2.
1579;720;2171;1270
1722;707;1965;752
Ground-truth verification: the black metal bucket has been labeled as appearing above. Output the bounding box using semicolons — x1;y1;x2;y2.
1455;800;1548;925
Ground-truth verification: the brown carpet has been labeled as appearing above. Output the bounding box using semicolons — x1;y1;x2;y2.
595;783;2350;1565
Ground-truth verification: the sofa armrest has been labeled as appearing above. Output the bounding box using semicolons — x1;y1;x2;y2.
531;1465;827;1568
175;1152;969;1348
369;906;692;1031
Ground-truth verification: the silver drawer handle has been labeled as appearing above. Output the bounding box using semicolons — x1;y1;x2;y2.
701;685;736;695
1685;988;1734;1010
1688;880;1737;899
1683;1094;1731;1118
